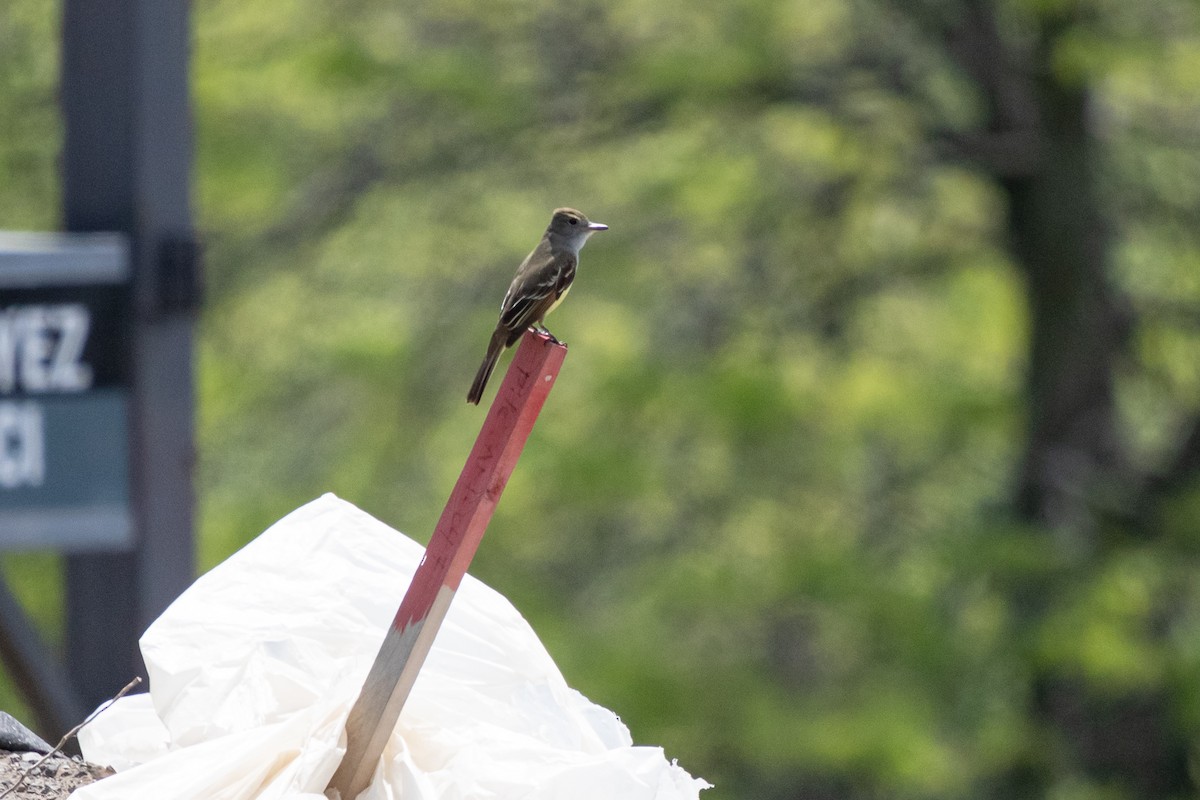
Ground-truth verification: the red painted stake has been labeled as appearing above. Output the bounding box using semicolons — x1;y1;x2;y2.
325;330;567;800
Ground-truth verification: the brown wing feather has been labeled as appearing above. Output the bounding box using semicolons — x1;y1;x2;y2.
499;246;575;333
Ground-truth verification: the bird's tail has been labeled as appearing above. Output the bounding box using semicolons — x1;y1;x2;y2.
466;328;508;404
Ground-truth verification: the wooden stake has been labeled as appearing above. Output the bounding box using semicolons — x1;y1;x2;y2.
325;330;566;800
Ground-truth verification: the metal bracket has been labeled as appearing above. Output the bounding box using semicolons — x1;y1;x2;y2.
155;235;203;316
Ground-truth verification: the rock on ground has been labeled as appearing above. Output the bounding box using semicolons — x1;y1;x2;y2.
0;750;113;799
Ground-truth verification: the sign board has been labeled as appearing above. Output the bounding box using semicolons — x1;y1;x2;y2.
0;232;133;550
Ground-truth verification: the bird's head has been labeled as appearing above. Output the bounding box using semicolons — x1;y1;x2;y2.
547;208;607;251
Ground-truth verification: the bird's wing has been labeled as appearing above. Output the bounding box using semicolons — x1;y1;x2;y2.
498;246;575;332
554;255;577;296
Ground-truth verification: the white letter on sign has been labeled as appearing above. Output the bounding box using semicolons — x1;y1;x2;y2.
0;401;45;488
49;304;93;391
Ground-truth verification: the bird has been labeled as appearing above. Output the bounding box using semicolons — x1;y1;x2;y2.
467;207;607;404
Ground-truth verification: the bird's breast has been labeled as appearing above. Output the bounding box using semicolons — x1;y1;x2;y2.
546;283;571;315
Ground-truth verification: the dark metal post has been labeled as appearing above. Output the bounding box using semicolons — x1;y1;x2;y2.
60;0;197;709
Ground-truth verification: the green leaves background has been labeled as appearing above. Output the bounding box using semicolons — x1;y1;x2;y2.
3;0;1200;797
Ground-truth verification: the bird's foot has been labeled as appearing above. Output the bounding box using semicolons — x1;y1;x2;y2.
533;325;562;345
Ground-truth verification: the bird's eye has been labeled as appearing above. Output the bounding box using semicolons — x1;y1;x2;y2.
568;217;578;225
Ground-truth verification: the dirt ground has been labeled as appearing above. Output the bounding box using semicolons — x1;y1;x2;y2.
0;750;112;799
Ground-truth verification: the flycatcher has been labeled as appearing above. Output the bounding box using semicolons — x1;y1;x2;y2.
467;207;607;404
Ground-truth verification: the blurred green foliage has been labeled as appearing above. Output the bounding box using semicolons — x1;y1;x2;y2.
0;0;63;728
3;0;1200;798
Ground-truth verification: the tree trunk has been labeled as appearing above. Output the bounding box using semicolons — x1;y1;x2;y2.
982;15;1189;799
1006;78;1129;535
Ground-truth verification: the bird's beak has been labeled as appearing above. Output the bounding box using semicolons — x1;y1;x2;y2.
588;221;608;231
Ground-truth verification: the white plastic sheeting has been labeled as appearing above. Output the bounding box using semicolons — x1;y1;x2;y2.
72;494;709;799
